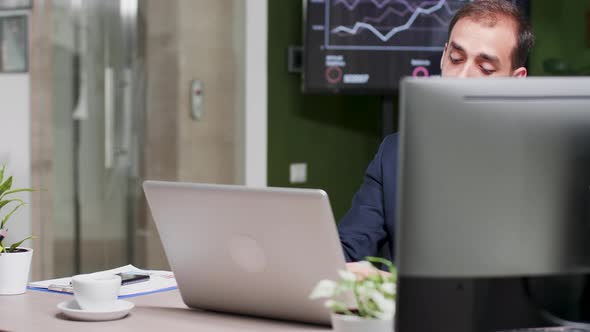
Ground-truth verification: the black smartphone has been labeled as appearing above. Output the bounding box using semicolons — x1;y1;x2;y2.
116;272;150;285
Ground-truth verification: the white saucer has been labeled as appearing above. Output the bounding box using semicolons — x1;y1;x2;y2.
57;299;134;321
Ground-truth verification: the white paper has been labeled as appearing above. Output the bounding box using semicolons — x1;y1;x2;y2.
29;264;177;297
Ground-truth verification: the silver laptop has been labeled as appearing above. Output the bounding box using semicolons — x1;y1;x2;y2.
143;180;347;325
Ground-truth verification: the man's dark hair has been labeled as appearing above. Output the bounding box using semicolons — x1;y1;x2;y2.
448;0;534;69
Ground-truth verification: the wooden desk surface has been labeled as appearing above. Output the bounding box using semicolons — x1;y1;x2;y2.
0;289;331;332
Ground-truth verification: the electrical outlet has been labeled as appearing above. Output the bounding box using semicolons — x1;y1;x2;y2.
289;163;307;184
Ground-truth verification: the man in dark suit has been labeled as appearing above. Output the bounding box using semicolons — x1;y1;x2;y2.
338;0;534;274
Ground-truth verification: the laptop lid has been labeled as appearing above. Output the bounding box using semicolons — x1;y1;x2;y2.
143;180;347;325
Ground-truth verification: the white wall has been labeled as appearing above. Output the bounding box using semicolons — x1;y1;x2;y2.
0;10;32;250
244;0;267;187
0;73;31;248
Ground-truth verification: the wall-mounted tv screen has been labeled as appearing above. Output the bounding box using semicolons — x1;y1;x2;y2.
303;0;529;94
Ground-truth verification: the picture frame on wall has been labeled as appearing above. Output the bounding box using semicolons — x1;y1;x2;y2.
0;15;27;72
0;0;32;10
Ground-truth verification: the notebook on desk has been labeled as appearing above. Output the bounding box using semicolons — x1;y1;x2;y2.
28;264;177;298
143;181;348;325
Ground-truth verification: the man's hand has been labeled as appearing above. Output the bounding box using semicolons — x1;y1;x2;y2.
346;262;391;280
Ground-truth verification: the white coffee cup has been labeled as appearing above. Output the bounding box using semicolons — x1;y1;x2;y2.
71;274;122;311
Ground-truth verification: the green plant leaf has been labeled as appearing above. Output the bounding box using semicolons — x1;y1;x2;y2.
0;188;35;200
8;235;34;252
0;176;13;197
0;165;5;184
0;201;24;229
327;300;356;316
365;256;397;281
353;280;369;317
0;198;24;210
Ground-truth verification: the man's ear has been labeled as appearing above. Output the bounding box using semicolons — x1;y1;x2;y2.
512;67;527;78
440;42;448;70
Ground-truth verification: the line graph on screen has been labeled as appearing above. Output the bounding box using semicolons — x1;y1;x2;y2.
324;0;500;51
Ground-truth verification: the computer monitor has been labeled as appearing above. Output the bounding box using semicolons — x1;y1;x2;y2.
395;77;590;332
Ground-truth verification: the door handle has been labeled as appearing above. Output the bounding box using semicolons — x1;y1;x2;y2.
104;67;115;170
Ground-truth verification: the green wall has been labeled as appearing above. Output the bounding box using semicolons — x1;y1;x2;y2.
267;0;590;222
530;0;590;75
267;0;384;221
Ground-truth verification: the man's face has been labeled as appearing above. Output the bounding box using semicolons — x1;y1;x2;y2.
440;16;527;78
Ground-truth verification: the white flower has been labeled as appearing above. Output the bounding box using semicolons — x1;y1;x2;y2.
369;289;395;318
309;280;337;299
357;261;374;269
380;282;396;296
375;301;396;320
356;284;368;296
363;280;376;289
324;299;336;308
324;299;349;313
338;269;357;282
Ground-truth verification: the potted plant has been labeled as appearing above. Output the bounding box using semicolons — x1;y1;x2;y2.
309;257;397;332
0;165;35;295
